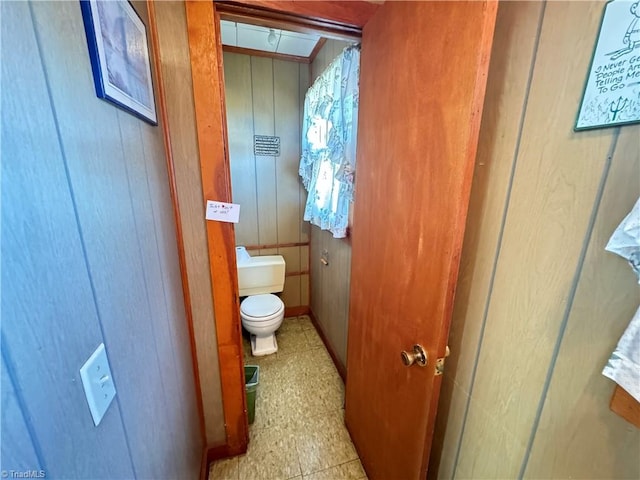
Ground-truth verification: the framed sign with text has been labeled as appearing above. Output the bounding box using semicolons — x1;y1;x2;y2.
575;0;640;130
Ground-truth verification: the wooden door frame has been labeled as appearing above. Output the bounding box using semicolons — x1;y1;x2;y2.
182;0;378;463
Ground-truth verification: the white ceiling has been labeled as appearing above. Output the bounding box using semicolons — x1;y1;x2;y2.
220;20;322;58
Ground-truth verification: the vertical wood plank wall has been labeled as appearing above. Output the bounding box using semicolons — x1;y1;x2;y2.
152;1;227;446
431;2;640;478
308;39;354;371
0;1;201;477
223;52;310;309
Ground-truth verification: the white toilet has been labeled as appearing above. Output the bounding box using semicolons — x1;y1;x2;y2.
236;246;286;356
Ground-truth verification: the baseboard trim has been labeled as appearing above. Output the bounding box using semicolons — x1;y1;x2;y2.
285;305;310;318
200;447;208;480
308;310;347;382
202;442;248;479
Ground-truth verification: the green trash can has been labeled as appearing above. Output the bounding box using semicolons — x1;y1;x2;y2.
244;365;259;424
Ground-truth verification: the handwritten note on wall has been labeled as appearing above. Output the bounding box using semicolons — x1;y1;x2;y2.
576;0;640;130
206;201;241;223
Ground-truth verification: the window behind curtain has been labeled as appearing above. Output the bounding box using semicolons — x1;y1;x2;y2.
299;45;360;239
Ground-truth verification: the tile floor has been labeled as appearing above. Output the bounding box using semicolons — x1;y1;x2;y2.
208;315;367;480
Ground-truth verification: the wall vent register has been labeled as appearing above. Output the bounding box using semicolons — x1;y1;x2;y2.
254;135;280;156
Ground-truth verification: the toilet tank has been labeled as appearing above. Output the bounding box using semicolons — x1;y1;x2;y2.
236;247;285;296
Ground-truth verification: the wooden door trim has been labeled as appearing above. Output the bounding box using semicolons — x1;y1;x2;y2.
438;0;499;352
146;0;207;452
216;1;372;41
423;6;498;474
218;0;379;28
185;0;369;457
185;0;249;455
222;44;311;64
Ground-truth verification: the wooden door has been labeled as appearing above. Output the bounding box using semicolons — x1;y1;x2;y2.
345;2;497;478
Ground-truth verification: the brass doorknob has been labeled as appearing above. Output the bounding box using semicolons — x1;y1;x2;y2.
401;344;428;367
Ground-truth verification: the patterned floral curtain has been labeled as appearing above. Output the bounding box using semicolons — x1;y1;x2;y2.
299;45;360;238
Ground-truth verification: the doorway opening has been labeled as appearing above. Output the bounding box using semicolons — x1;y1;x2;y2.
183;2;497;478
219;5;360;374
216;6;363;474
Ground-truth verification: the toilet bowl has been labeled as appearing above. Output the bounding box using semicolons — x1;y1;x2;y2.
240;293;285;356
236;246;286;356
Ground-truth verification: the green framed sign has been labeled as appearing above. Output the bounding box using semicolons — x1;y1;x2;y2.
575;0;640;131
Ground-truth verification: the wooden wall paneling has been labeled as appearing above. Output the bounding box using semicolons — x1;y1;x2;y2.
153;0;227;446
251;56;278;246
323;229;352;368
298;63;311;244
301;244;310;273
301;273;310;306
0;2;134;476
223;44;310;64
337;241;351;366
455;2;619;477
279;246;302;307
274;58;303;307
146;0;207;460
116;109;193;476
223;51;308;309
310;228;324;320
281;274;302;308
430;378;469;480
274;59;303;245
523;125;640;479
0;359;41;473
185;0;248;453
138;117;203;475
319;230;333;339
454;399;526;480
320;232;335;352
306;38;354;370
430;2;544;478
34;2;177;475
224;52;259;246
278;246;302;272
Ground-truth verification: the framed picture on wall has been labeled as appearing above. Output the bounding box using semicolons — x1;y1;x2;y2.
80;0;157;125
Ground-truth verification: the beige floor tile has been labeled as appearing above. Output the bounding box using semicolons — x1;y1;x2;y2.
251;383;305;430
291;315;314;331
209;457;239;480
294;409;359;475
302;460;366;480
295;347;338;378
279;317;303;333
232;322;361;480
250;351;332;430
302;372;344;412
303;328;324;348
276;327;310;356
238;424;302;480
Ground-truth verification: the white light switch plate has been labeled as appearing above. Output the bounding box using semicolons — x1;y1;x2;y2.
80;343;116;426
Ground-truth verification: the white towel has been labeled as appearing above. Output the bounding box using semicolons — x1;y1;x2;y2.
605;197;640;283
603;306;640;403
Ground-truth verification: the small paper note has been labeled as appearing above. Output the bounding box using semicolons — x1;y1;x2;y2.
205;200;240;223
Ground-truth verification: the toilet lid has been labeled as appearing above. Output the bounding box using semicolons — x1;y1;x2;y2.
241;294;283;318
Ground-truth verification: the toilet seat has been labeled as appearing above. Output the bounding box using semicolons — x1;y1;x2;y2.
241;294;284;321
240;294;285;356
